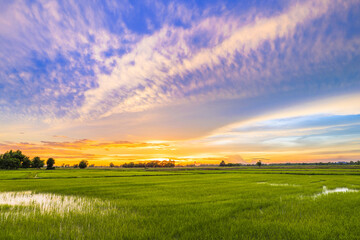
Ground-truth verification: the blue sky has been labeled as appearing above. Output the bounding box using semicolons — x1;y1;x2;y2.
0;0;360;164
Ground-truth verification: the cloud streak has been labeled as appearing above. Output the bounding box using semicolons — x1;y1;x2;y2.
81;0;360;118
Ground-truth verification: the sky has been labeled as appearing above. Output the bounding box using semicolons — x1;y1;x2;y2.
0;0;360;165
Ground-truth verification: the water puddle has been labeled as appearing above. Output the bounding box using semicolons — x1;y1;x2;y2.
313;186;358;198
257;182;299;187
0;191;112;217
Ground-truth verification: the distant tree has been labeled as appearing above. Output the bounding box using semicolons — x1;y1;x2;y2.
79;160;88;169
73;164;79;168
256;160;262;168
0;150;31;169
31;157;44;169
160;160;175;167
22;157;31;168
109;162;115;168
46;158;55;170
0;153;21;169
219;160;226;167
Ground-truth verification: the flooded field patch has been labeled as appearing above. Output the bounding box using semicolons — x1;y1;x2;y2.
257;182;299;187
313;186;358;198
0;191;113;219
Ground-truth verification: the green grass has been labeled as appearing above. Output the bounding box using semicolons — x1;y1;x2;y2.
1;167;360;239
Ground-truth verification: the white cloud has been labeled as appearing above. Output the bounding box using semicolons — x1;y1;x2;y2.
80;0;360;119
199;93;360;150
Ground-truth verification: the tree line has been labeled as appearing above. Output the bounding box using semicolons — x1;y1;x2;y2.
220;160;262;167
122;160;175;168
0;150;55;170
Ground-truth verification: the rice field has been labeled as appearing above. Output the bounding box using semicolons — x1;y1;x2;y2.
1;167;360;239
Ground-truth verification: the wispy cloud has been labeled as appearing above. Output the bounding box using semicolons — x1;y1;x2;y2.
80;0;360;118
1;0;359;121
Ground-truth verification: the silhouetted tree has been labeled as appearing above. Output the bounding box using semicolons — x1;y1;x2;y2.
0;154;21;169
31;157;44;169
79;160;88;169
22;157;31;168
122;160;175;168
109;162;115;167
220;160;226;167
46;158;55;170
256;160;262;168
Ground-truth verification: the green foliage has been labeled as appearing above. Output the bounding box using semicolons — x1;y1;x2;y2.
79;160;88;169
0;156;20;169
22;157;32;168
0;150;30;169
46;158;55;170
31;157;44;169
0;150;56;170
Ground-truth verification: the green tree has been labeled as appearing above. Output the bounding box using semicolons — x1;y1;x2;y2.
256;160;262;168
0;156;21;169
22;157;31;168
0;150;23;169
79;160;88;169
0;150;30;169
46;158;55;170
31;157;44;169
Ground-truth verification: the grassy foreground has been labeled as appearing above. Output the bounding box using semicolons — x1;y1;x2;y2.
1;167;360;239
